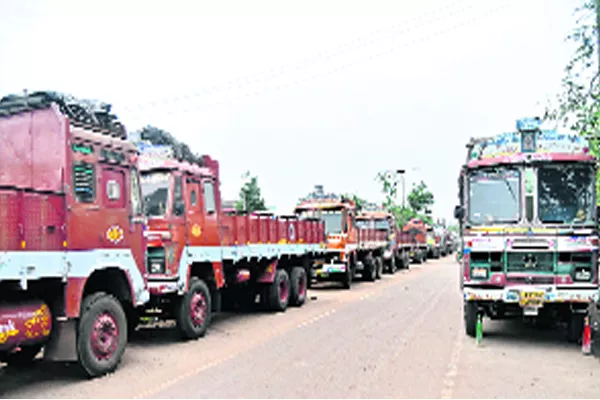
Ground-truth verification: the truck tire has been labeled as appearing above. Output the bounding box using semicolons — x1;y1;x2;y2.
567;313;585;343
464;300;478;337
77;292;128;378
176;278;212;340
375;256;383;280
289;266;307;307
0;344;43;368
388;256;397;274
365;256;376;282
267;269;290;312
341;263;353;289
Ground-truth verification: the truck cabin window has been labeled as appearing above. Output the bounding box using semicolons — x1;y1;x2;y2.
468;168;520;225
538;163;595;225
321;210;344;235
141;171;171;217
374;219;389;231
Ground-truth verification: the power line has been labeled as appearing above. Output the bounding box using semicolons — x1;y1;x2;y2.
117;0;519;122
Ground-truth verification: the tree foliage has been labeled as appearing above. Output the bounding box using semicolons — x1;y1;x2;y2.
343;193;367;212
376;172;435;227
235;171;267;212
545;0;600;201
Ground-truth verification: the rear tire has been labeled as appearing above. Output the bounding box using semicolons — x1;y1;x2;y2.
290;266;307;307
464;300;478;338
375;256;383;280
176;278;212;340
77;292;128;378
388;256;397;274
267;269;290;311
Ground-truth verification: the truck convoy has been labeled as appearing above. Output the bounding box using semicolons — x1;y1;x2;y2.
0;90;447;378
454;117;599;342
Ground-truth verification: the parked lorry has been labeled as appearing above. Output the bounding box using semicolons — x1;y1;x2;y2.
454;117;599;341
132;128;327;340
294;186;358;288
0;91;150;376
357;209;411;274
402;218;429;264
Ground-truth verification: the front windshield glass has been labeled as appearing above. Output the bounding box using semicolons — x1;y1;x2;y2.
141;171;171;217
321;210;344;235
538;163;595;224
468;168;520;224
374;219;389;230
356;219;370;229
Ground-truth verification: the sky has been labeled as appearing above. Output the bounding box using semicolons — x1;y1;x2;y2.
0;0;584;223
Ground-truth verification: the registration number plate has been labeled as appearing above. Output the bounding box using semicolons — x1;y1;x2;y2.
519;290;545;308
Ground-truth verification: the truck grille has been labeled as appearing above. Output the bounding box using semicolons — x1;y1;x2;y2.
147;247;166;275
506;252;554;273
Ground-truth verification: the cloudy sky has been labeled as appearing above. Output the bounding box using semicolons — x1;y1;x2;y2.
0;0;582;222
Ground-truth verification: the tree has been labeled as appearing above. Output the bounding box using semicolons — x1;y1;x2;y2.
407;181;435;215
343;193;367;212
376;172;435;227
235;171;267;212
545;0;600;201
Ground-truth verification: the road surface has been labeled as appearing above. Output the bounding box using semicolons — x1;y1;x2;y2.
2;257;600;399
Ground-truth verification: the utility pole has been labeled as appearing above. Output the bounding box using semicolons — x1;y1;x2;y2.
597;0;600;69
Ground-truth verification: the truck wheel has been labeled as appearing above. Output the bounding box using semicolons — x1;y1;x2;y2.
290;267;307;307
464;300;478;337
176;278;212;340
77;292;128;378
375;257;383;280
0;344;43;367
388;256;397;274
567;313;585;343
267;269;290;311
365;258;376;282
342;263;353;289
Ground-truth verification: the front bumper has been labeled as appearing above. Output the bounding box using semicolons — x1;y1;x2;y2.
313;263;346;278
463;286;599;304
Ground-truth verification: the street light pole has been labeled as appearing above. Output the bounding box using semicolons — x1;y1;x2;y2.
396;169;406;209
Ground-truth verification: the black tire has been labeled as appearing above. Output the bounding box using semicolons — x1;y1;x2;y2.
567;313;585;343
341;262;353;289
267;269;290;311
290;267;308;307
388;256;397;274
375;256;383;280
77;292;128;378
176;278;212;340
0;344;43;367
464;300;478;338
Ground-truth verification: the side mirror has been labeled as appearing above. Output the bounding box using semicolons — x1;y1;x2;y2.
453;205;464;220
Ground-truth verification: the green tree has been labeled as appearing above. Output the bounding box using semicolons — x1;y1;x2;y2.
545;0;600;201
343;193;367;212
407;181;435;215
235;171;267;212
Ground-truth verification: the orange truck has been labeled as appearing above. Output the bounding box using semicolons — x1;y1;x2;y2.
134;131;328;340
403;218;429;264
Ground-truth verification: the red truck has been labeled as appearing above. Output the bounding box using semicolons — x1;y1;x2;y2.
402;218;429;264
134;129;327;340
0;91;150;377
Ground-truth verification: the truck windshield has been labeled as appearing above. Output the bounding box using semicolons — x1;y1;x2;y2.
538;163;595;224
141;171;171;217
321;211;344;235
468;168;520;224
374;219;389;230
356;220;370;229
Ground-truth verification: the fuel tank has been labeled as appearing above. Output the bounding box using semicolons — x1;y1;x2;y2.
0;300;52;352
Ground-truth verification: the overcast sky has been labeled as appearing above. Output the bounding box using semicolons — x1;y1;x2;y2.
0;0;582;222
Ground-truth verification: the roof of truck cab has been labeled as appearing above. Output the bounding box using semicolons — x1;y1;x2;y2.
138;154;216;178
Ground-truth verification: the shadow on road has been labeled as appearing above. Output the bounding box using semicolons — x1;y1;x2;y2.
479;318;577;350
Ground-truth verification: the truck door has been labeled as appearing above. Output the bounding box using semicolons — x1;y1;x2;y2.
200;178;220;247
185;177;202;246
169;174;187;276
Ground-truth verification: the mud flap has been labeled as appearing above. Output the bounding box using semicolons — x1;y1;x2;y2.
43;319;78;362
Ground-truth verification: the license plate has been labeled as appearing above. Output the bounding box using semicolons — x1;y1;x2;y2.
523;306;539;316
519;290;545;308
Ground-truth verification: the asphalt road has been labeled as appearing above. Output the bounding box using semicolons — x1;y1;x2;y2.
2;256;600;399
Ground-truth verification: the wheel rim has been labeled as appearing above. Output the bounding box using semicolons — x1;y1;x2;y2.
190;290;208;327
279;277;289;303
298;273;306;297
90;312;120;361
